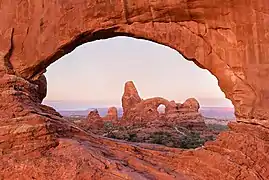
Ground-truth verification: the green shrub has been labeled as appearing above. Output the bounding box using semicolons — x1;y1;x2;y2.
127;133;138;142
149;131;173;145
104;122;113;131
179;132;205;149
204;135;215;141
107;133;117;139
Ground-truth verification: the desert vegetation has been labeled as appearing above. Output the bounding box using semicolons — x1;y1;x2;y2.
86;120;229;149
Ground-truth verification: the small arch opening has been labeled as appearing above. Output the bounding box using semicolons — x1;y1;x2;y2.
157;104;166;114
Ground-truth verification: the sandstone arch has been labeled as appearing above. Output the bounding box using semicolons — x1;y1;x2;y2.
1;0;269;179
1;0;269;121
135;97;172;121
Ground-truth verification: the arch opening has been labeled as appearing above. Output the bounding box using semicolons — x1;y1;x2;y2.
157;104;166;115
43;36;234;149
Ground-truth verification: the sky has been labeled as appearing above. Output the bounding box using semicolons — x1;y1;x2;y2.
43;37;233;110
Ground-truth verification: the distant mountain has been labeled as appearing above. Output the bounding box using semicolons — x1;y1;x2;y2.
59;107;235;120
199;107;235;119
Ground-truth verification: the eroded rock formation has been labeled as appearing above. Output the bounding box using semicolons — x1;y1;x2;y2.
84;82;206;134
121;81;202;123
87;109;102;121
122;81;142;118
84;109;104;129
1;0;269;179
182;98;200;112
1;0;269;121
103;107;118;121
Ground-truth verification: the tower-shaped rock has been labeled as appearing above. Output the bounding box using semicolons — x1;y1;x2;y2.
122;81;142;119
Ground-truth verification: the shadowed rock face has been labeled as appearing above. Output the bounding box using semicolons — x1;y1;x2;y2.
32;75;47;103
1;0;269;179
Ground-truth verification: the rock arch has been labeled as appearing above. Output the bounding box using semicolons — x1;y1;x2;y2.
1;0;269;121
135;97;171;121
1;0;269;179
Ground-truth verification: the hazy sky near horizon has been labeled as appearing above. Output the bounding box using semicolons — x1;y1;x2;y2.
43;37;233;110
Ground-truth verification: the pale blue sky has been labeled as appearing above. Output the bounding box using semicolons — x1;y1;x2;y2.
43;37;233;110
